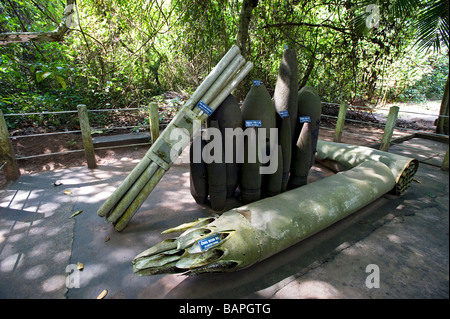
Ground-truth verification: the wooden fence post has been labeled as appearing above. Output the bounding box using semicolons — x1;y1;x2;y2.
442;145;449;171
0;109;20;180
379;105;399;152
77;104;97;169
333;101;348;142
149;102;159;142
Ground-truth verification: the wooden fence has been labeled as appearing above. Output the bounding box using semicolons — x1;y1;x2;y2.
1;102;448;182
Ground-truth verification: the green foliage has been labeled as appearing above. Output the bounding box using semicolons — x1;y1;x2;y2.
0;0;448;133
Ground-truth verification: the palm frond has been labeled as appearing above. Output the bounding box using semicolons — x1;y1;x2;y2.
414;0;449;52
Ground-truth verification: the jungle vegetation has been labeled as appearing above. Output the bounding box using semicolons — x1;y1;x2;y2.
0;0;448;133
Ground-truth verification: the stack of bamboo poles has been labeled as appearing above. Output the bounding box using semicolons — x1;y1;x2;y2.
97;45;253;231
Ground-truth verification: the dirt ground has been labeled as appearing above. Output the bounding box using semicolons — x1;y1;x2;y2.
0;101;442;189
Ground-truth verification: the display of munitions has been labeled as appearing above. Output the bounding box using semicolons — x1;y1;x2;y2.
97;45;253;231
273;48;298;191
88;44;419;277
188;50;322;209
132;140;418;276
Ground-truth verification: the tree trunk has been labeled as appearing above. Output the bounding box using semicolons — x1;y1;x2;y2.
437;74;449;135
236;0;259;58
299;52;315;89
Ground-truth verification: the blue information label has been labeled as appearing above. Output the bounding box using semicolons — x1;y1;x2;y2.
197;100;214;116
253;80;261;86
198;234;221;251
279;110;289;118
299;116;311;123
245;120;262;127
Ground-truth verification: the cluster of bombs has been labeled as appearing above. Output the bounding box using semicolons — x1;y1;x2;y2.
189;48;322;211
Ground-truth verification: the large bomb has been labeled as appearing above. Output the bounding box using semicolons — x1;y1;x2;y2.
240;82;276;204
205;120;227;211
189;134;208;204
207;94;242;198
290;86;322;188
273;48;298;191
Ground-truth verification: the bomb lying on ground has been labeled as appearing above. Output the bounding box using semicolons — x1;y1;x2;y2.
132;140;418;276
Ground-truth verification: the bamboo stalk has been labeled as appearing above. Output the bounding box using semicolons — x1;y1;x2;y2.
194;54;245;116
97;156;152;217
114;166;166;231
106;162;159;223
184;44;240;111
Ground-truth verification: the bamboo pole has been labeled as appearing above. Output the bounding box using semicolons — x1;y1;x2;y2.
106;162;159;223
333;101;348;143
0;109;20;181
379;106;399;152
114;166;166;231
77;104;97;169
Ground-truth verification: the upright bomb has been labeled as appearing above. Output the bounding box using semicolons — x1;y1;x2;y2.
289;121;312;188
189;134;208;204
205;120;227;211
240;82;276;204
296;86;322;166
290;86;322;188
273;48;299;191
207;94;242;198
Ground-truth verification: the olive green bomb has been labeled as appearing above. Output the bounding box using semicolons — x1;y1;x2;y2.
189;134;208;204
240;82;276;204
296;86;322;166
207;94;242;198
205;120;227;211
290;86;322;188
273;48;298;191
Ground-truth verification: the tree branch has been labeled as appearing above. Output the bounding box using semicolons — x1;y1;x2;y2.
0;0;76;45
262;21;353;35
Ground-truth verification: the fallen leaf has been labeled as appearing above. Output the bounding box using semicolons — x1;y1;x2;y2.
77;262;84;271
64;190;72;195
97;289;108;299
70;210;83;218
105;236;110;242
